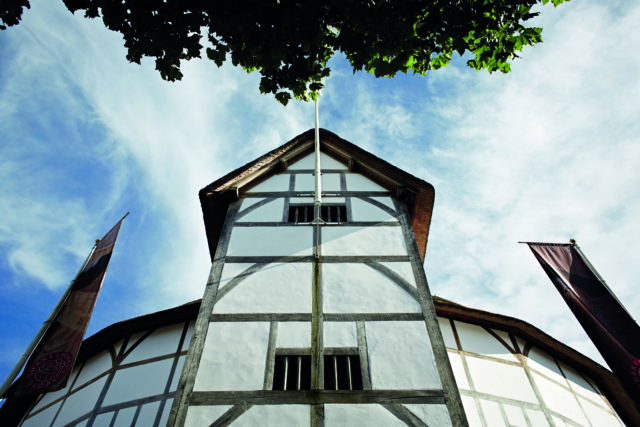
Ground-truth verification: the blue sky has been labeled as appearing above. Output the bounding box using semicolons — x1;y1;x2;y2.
1;0;640;387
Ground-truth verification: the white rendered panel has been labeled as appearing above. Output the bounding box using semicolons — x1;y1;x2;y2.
214;263;311;313
454;321;518;362
277;322;311;348
240;197;264;211
135;401;161;426
527;347;565;383
322;173;341;192
438;317;457;349
93;412;114;427
289;152;347;170
32;366;80;410
227;227;312;257
195;322;269;391
170;355;186;391
185;405;232;427
292;173;342;192
465;356;537;403
350;197;398;222
379;262;416;287
323;263;420;313
580;397;623;426
103;358;173;405
404;404;451;426
516;337;527;354
158;399;173;426
532;371;588;425
219;263;253;291
73;351;112;389
345;173;387;191
123;324;183;364
54;376;107;427
558;361;603;404
22;401;61;427
322;226;406;256
324;322;357;347
184;321;195;349
479;399;506;427
295;173;314;191
233;405;309;426
367;321;441;389
325;404;405;426
552;415;567;426
460;395;482;427
447;352;470;390
246;174;290;192
503;404;528;427
490;329;515;351
113;406;137;427
526;409;550;427
238;198;284;222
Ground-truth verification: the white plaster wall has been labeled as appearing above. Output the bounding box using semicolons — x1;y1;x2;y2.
194;322;269;391
366;321;441;389
460;395;482;427
214;263;311;314
324;404;404;426
580;397;624;426
185;405;232;427
479;399;505;427
295;173;341;192
21;401;61;427
227;226;313;257
237;198;284;222
345;174;387;191
525;408;550;426
102;358;174;405
112;406;137;426
93;412;113;427
379;262;416;288
73;351;111;389
558;361;604;404
233;405;309;426
526;346;565;383
321;226;407;256
169;355;186;391
277;322;311;348
218;263;253;291
123;323;183;364
350;198;398;222
245;174;290;192
135;401;160;426
324;322;357;348
403;404;451;426
323;263;420;313
53;376;107;426
503;404;528;426
437;317;456;349
465;356;537;403
532;371;589;425
447;352;469;389
454;321;517;362
289;152;347;170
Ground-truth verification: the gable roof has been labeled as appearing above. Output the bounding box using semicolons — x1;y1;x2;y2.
199;128;435;262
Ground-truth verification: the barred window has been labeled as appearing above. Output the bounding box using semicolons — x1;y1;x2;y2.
288;205;347;223
272;351;363;391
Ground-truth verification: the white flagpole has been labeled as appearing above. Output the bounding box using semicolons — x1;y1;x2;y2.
314;93;322;216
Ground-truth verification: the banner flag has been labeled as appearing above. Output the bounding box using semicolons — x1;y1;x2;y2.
526;242;640;405
6;218;125;397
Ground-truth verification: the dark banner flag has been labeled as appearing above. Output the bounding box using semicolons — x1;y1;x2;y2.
526;242;640;406
6;218;125;397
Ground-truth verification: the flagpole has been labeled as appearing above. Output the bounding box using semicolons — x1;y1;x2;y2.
0;243;97;398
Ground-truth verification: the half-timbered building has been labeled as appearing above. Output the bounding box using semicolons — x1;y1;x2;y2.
2;129;636;426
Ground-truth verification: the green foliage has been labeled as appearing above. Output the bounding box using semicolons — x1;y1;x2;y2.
2;0;567;105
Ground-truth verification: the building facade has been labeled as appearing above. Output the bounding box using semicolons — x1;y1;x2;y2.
3;130;637;426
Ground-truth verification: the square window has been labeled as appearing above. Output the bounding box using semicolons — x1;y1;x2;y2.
288;205;347;223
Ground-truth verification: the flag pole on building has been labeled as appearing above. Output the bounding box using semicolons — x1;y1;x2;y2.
522;239;640;408
0;213;128;398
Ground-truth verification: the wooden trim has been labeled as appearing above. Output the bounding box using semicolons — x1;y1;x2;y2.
210;404;252;427
263;322;278;390
356;321;372;390
188;390;446;405
382;403;429;427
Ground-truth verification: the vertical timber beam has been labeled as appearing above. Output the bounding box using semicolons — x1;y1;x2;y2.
168;200;242;427
394;199;469;427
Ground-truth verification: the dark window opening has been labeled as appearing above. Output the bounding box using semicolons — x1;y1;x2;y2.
288;205;347;223
324;354;363;390
273;354;312;390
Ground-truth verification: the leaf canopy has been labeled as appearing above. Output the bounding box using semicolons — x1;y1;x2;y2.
2;0;566;104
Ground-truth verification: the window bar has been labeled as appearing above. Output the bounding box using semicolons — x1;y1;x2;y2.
333;356;339;391
328;206;332;222
337;206;341;222
347;356;353;390
303;206;308;222
297;356;302;390
294;207;299;223
283;356;289;391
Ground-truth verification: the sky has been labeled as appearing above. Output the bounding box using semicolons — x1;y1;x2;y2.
1;0;639;388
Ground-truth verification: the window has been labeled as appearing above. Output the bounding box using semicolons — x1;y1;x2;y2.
272;351;363;391
288;205;347;223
